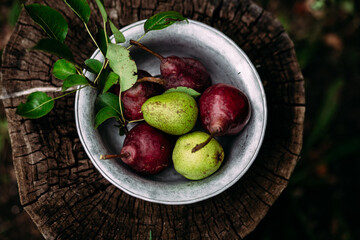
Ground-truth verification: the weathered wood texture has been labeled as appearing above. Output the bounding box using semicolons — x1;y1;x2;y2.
1;0;305;239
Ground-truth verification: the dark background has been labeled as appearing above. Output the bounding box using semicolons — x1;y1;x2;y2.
1;0;359;239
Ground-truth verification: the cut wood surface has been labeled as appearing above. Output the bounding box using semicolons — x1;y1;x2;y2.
1;0;305;239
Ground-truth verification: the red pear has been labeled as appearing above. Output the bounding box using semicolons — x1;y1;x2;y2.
192;83;251;152
199;83;251;136
101;123;174;175
130;40;211;92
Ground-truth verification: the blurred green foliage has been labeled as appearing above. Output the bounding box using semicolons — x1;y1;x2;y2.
248;0;360;239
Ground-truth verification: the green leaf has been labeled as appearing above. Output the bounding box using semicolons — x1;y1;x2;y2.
96;26;109;56
109;20;125;43
62;74;89;91
106;43;137;92
144;11;187;33
94;106;120;128
97;70;110;89
102;72;119;93
85;59;103;74
94;0;107;22
95;92;121;114
16;91;54;119
53;59;77;80
64;0;91;24
25;4;68;42
31;38;75;63
9;1;22;27
164;87;201;98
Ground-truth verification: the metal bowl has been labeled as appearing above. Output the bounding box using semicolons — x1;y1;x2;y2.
75;19;267;205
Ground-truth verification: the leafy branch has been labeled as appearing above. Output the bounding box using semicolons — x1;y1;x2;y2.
16;0;187;131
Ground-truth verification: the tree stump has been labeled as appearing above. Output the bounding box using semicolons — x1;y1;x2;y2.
0;0;305;239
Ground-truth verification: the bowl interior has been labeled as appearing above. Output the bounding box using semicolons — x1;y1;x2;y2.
75;20;267;204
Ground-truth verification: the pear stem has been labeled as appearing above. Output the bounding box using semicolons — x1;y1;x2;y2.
192;132;215;153
123;125;129;135
130;40;165;61
137;77;167;86
100;152;130;160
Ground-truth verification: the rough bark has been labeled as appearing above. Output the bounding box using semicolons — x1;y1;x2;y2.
1;0;305;239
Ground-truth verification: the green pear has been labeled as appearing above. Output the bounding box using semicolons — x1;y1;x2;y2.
141;91;198;135
172;131;224;180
